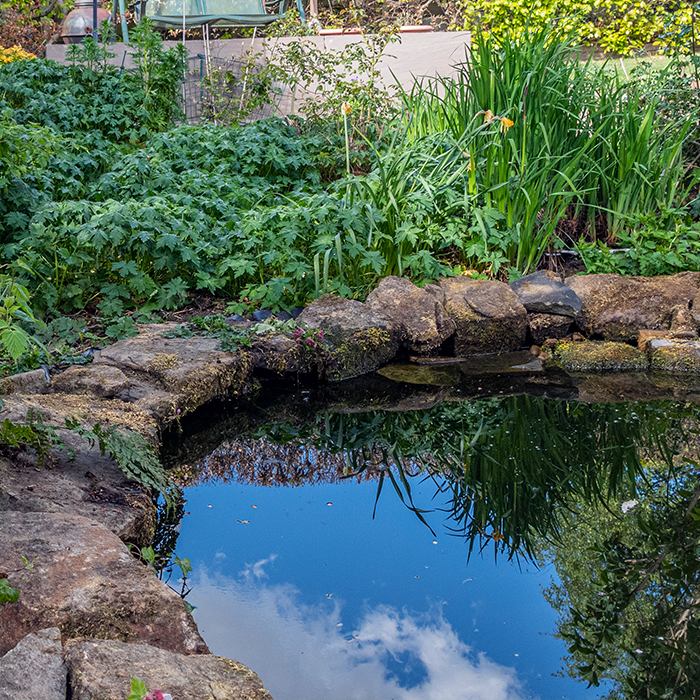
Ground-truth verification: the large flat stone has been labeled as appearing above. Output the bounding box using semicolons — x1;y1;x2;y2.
566;272;700;341
0;431;155;547
510;270;582;317
0;512;208;657
366;275;455;354
439;277;527;354
94;323;253;422
0;628;66;700
65;639;272;700
51;365;130;398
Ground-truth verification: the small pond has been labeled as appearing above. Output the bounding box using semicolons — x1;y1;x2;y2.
162;368;700;700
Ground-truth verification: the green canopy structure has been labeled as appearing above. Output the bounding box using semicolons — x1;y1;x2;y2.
140;0;305;29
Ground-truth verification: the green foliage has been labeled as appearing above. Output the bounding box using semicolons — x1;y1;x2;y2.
456;0;698;56
400;26;692;271
268;28;400;135
0;267;45;362
66;418;176;510
577;210;700;275
540;460;700;697
0;577;19;604
0;18;186;143
127;678;149;700
0;115;58;191
0;408;65;466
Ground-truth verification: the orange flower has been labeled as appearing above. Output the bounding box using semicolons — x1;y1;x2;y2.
490;529;504;541
341;102;352;115
483;109;495;123
500;116;514;132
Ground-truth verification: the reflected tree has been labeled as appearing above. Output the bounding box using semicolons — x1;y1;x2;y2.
539;461;700;699
275;397;692;559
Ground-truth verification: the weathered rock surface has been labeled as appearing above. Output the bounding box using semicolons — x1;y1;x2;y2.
0;628;66;700
510;270;582;317
566;272;700;341
51;365;130;398
0;433;155;546
297;295;400;381
365;276;455;354
0;393;159;442
555;341;648;372
439;277;528;355
93;323;253;422
0;369;49;395
251;334;313;375
0;512;208;657
648;338;700;372
65;639;272;700
528;313;573;345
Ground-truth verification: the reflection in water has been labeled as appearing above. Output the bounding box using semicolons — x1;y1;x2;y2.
169;393;700;698
191;570;525;700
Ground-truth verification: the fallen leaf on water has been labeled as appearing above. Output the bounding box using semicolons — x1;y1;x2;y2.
251;505;258;509
236;520;250;524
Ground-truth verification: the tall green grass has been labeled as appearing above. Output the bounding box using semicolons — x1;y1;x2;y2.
397;26;690;271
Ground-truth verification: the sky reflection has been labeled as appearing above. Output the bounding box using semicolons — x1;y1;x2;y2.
190;568;525;700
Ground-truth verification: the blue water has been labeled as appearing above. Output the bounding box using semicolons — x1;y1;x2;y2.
177;475;607;700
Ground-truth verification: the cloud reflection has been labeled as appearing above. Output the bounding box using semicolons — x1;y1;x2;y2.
190;567;526;700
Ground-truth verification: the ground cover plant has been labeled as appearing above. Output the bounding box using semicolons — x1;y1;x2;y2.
0;20;698;376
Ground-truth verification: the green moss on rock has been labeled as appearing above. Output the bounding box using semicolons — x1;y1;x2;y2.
323;328;394;381
555;341;649;372
650;342;700;372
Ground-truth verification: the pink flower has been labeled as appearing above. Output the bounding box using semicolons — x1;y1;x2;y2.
306;337;317;347
317;330;324;340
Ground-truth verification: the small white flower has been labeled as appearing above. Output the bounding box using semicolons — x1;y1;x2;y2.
621;499;639;514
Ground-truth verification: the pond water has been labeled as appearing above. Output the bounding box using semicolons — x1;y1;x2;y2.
163;376;700;700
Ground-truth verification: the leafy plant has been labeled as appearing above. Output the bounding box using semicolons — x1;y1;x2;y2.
66;418;177;510
0;408;65;466
0;266;45;362
577;209;700;275
0;577;19;604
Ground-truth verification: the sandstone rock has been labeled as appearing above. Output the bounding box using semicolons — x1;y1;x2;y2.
510;270;582;317
638;330;671;353
565;272;700;341
64;639;272;700
0;512;208;657
0;369;49;396
51;365;130;398
0;628;66;700
439;277;527;355
555;341;648;372
670;304;698;336
528;313;573;345
649;338;700;372
0;431;155;547
297;295;400;381
251;334;313;375
94;323;253;421
0;393;159;443
366;276;455;354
